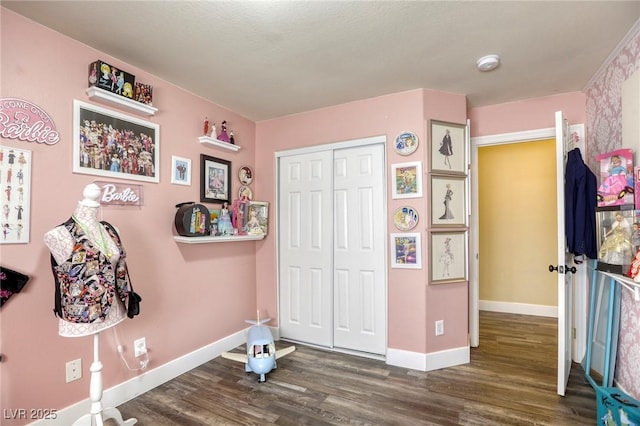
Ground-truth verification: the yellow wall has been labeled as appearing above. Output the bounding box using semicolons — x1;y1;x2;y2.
478;139;557;306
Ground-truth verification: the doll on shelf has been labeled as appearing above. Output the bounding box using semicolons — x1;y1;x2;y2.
217;202;233;236
599;218;634;265
218;120;230;143
203;117;209;136
246;207;263;235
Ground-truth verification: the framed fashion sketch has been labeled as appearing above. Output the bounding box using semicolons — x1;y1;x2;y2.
200;154;231;204
171;155;191;186
430;231;467;284
429;120;467;175
391;161;423;199
73;100;160;183
0;146;31;244
390;232;422;269
430;175;467;227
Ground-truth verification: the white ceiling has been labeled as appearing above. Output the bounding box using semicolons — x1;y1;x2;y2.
3;1;640;121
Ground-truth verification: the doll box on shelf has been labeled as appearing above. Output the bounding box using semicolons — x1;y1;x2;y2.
88;60;135;99
596;206;639;275
135;82;153;106
596;148;634;208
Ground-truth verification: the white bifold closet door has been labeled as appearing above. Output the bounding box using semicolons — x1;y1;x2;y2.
278;142;386;355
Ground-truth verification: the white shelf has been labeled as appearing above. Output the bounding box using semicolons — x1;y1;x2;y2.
601;271;640;302
86;87;158;116
198;136;241;152
174;234;264;244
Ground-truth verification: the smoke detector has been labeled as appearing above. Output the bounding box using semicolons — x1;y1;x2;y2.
477;54;500;72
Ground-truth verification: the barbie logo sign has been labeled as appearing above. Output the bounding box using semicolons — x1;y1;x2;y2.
0;98;60;145
94;181;143;206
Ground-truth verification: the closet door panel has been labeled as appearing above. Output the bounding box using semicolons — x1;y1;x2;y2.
279;152;333;346
333;144;386;354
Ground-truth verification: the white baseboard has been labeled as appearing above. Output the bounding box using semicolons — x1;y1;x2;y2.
35;327;469;425
386;345;470;372
480;300;557;318
31;329;247;426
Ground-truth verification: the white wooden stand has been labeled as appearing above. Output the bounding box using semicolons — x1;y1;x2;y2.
72;333;137;426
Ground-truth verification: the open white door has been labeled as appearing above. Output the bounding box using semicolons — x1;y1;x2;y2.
554;110;573;396
470;118;586;394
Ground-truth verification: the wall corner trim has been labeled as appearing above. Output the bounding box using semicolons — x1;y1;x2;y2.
386;345;470;372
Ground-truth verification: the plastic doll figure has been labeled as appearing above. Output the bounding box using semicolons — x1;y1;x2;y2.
210;122;217;139
218;120;230;143
599;219;634;265
203;117;209;136
246;208;262;235
217;202;233;236
439;129;453;169
607;213;631;235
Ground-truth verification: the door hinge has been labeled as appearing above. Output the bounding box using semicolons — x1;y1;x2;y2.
572;327;576;339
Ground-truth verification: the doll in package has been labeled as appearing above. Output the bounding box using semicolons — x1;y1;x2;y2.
596;148;634;207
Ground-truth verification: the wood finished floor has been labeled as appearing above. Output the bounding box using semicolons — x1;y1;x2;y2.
111;311;597;425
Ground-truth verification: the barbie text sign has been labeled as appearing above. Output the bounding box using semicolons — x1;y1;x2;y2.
94;181;143;206
0;98;60;145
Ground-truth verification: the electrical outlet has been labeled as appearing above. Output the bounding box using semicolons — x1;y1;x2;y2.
435;320;444;336
134;337;147;357
65;359;82;383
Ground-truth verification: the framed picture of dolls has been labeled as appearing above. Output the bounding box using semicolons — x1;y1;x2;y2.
0;146;32;244
391;161;423;199
73;100;160;183
200;154;231;204
390;232;422;269
171;155;191;186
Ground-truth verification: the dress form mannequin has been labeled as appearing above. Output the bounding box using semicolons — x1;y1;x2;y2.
45;183;127;335
44;183;136;426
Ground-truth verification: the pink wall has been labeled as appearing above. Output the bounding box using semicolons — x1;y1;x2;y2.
584;28;640;400
469;92;586;137
1;10;259;423
3;5;638;421
255;89;469;353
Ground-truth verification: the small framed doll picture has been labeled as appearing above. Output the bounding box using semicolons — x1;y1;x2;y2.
391;161;423;199
390;232;422;269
